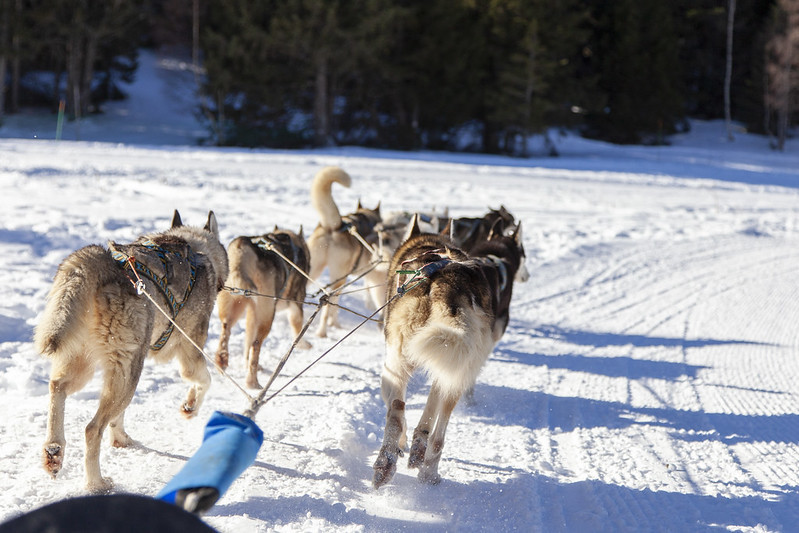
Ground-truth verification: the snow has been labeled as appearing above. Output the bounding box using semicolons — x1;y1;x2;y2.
2;50;799;532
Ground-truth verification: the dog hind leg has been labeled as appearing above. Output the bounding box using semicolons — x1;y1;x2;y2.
417;391;459;485
108;411;133;448
373;342;410;489
408;384;444;469
43;352;95;479
215;294;248;370
176;342;212;417
286;302;311;350
243;300;276;389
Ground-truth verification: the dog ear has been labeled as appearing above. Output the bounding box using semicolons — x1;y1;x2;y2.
274;224;279;234
500;205;514;224
512;221;523;244
374;201;381;217
440;218;452;238
357;199;363;210
403;213;421;242
171;210;183;228
298;225;304;238
205;211;220;239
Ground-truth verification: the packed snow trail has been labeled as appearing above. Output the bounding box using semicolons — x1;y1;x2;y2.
1;137;799;532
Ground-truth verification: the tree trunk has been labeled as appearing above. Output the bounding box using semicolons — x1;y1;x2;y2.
192;0;200;87
66;30;82;119
314;56;329;146
778;52;791;151
0;55;6;120
8;0;19;112
724;0;736;141
0;0;7;120
80;32;98;115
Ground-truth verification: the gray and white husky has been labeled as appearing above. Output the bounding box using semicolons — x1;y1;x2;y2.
34;211;228;493
373;215;527;488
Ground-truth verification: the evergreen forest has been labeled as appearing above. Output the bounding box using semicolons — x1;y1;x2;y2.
0;0;794;153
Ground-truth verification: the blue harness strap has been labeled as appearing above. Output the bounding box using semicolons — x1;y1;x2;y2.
111;240;198;351
156;411;264;506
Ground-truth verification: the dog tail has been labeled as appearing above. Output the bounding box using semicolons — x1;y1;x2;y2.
405;298;495;398
34;245;112;356
311;166;352;230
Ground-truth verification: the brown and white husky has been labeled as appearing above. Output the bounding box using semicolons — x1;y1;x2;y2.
373;215;527;488
306;167;384;337
215;227;312;389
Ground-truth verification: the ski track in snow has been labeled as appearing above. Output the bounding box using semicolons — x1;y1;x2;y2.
1;137;799;532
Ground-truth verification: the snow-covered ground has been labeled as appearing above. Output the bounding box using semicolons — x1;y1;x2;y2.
2;50;799;532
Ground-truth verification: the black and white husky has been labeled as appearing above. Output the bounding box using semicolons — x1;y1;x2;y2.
373;215;527;488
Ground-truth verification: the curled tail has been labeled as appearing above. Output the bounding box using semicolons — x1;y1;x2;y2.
34;245;112;356
311;166;352;230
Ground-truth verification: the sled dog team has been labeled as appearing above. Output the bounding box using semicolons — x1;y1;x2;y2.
34;166;529;492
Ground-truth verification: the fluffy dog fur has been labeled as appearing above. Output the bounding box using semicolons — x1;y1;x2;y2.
372;215;527;488
306;167;384;337
34;211;228;493
215;227;311;389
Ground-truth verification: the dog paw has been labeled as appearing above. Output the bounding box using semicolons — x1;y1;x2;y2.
86;476;114;494
180;402;198;419
417;468;441;485
297;339;312;350
245;376;261;390
43;443;64;478
111;434;133;448
215;351;229;370
408;440;426;469
372;445;401;489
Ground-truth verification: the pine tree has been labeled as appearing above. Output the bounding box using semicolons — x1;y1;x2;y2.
584;0;683;144
764;0;799;150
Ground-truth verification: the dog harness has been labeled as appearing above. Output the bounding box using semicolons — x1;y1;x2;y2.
110;239;198;351
396;249;453;294
484;254;508;292
339;212;377;238
396;249;507;303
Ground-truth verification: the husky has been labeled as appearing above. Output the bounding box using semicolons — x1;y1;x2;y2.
215;227;311;389
306;167;384;337
372;215;527;488
34;211;228;493
449;205;516;253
